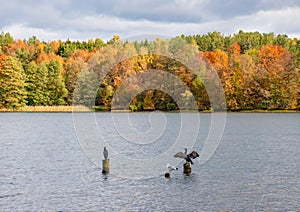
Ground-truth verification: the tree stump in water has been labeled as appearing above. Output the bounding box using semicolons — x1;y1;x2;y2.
102;159;110;174
183;162;191;175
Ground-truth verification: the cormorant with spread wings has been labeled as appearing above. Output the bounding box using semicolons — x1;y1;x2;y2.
174;148;199;164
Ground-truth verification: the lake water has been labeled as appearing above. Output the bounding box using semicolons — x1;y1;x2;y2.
0;112;299;211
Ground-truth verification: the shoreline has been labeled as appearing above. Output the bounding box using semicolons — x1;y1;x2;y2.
0;106;299;113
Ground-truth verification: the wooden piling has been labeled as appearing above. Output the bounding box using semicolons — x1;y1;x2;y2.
102;159;110;174
183;162;191;175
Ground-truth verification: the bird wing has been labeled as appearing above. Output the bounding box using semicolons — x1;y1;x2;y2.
188;151;199;159
174;152;186;158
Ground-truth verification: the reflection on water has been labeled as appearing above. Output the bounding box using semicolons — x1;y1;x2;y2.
0;113;299;211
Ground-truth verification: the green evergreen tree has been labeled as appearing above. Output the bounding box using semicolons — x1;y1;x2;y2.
25;61;50;105
47;60;68;105
37;62;51;105
0;32;14;48
25;61;38;105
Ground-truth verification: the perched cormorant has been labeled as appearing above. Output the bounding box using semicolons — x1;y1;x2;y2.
103;147;108;160
174;148;199;164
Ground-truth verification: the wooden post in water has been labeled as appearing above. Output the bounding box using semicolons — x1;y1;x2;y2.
183;162;191;175
102;147;110;174
102;159;110;174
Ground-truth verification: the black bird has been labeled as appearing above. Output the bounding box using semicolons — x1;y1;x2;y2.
103;147;108;160
174;148;199;164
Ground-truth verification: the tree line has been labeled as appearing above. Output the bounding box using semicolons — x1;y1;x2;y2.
0;31;299;111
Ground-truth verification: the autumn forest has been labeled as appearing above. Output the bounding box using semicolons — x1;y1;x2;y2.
0;31;299;111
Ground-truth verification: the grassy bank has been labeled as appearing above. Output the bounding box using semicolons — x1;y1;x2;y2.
0;105;92;112
235;109;299;113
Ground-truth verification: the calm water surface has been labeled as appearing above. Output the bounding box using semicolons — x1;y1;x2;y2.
0;112;299;211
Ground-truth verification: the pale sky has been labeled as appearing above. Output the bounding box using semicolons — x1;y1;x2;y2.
1;0;300;41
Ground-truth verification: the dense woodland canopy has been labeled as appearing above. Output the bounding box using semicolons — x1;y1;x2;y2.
0;31;299;111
